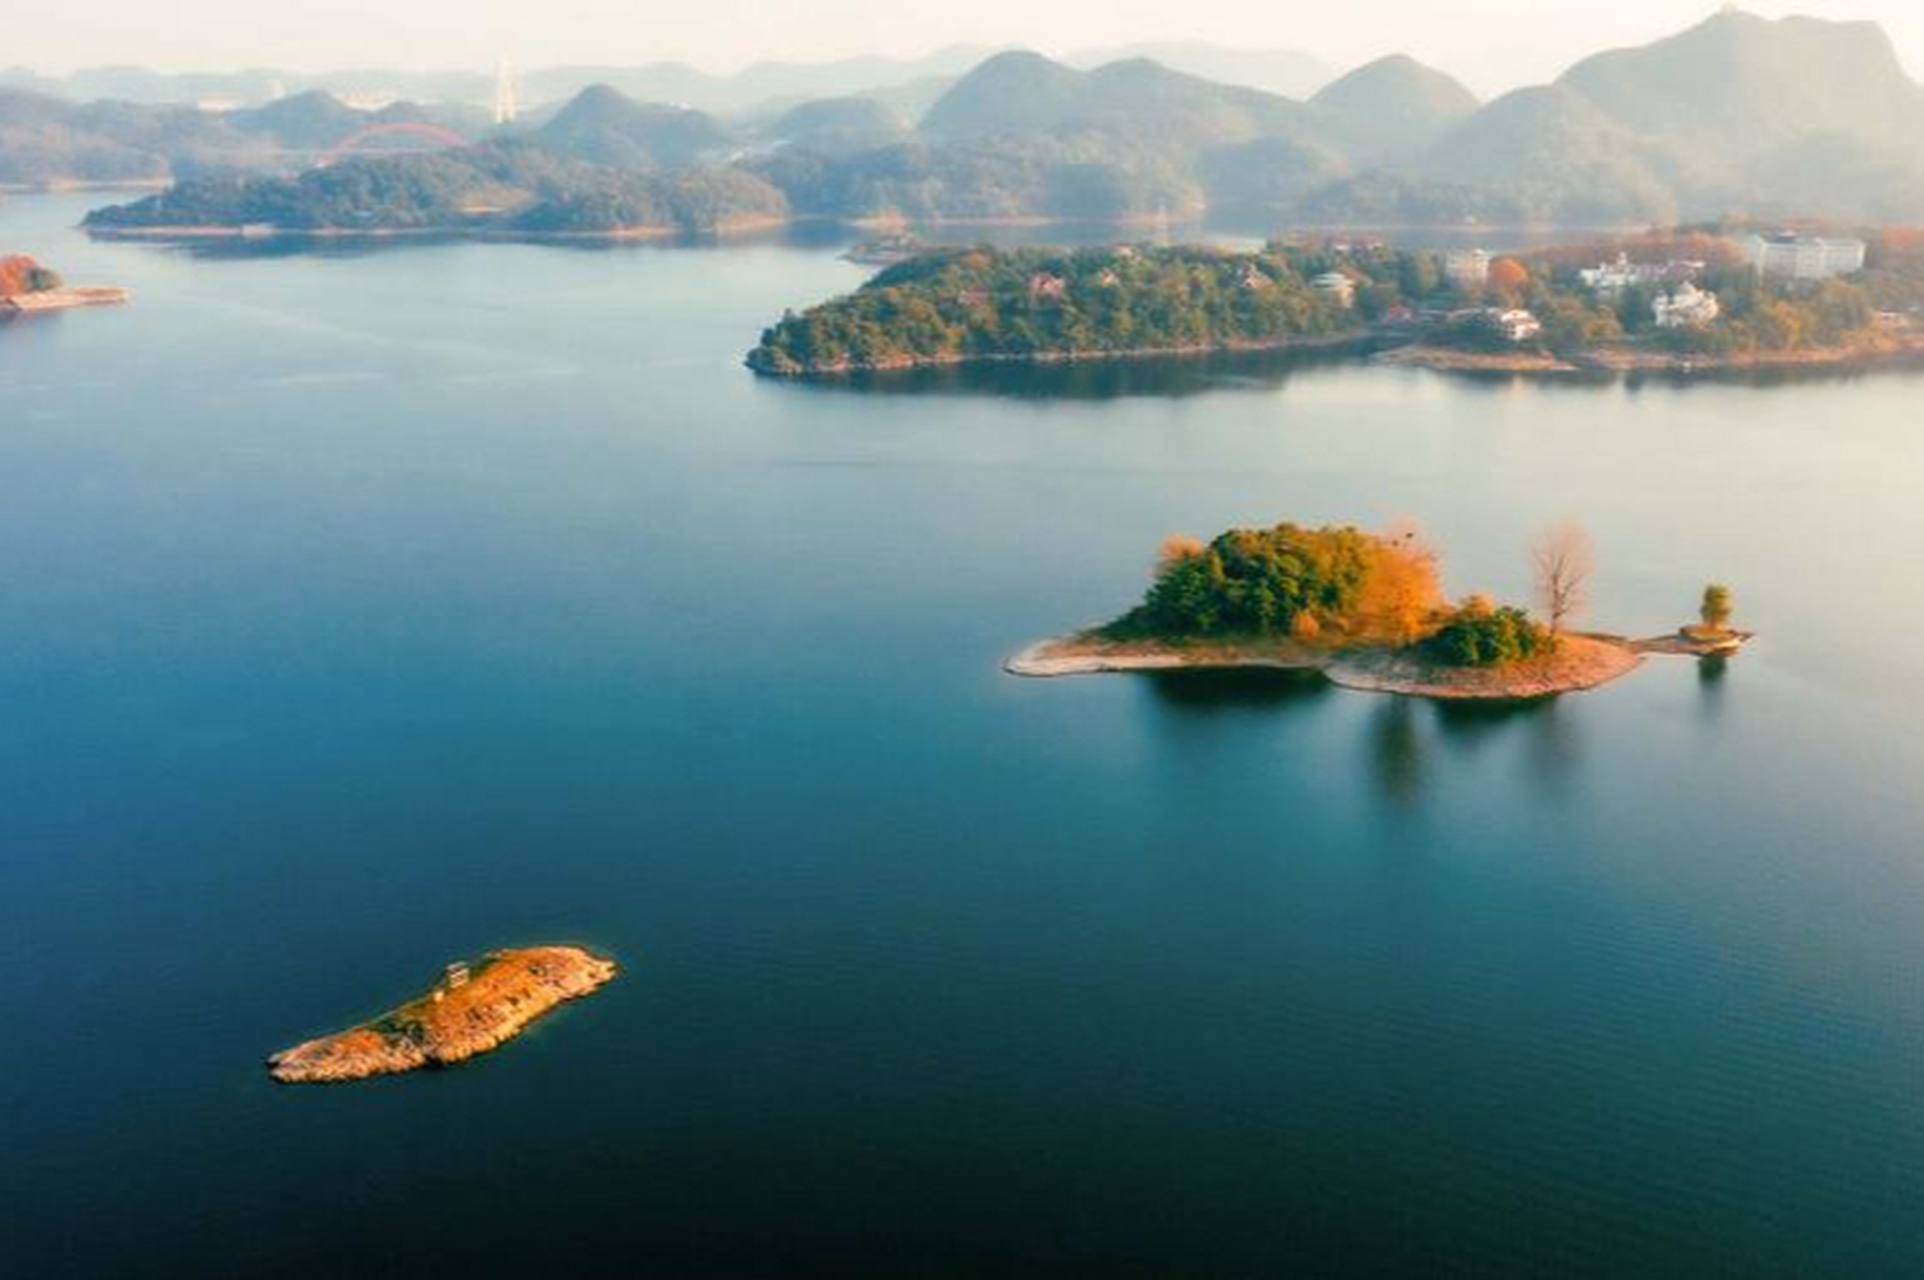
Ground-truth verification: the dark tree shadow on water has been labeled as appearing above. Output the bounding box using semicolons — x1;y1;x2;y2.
1370;698;1426;809
780;344;1380;403
1140;668;1333;715
1367;695;1581;808
1696;654;1730;725
1434;696;1580;795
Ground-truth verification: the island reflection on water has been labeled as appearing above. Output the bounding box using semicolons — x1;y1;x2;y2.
11;190;1924;1279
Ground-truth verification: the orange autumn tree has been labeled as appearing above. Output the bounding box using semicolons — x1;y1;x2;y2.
1487;257;1530;303
1156;534;1205;573
0;255;61;298
1354;520;1447;645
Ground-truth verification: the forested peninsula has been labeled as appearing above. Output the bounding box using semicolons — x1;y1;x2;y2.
749;245;1375;374
82;140;791;240
748;234;1924;377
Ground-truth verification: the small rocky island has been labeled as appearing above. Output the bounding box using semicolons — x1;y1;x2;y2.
1008;522;1748;701
0;254;130;316
267;946;617;1084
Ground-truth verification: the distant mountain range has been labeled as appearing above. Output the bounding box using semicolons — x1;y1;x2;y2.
0;87;489;185
53;10;1924;231
1062;43;1332;99
1;42;1329;118
1325;10;1924;225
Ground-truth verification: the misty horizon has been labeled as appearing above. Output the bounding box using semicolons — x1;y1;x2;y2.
6;1;1923;98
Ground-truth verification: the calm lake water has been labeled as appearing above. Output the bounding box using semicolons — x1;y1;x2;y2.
6;194;1924;1277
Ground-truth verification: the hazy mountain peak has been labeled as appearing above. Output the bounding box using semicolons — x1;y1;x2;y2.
534;83;729;169
1063;41;1331;98
1309;54;1479;161
1557;8;1922;151
917;51;1087;137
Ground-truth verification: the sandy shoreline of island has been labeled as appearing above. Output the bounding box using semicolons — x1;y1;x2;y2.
2;286;132;314
1007;628;1746;701
1375;332;1924;376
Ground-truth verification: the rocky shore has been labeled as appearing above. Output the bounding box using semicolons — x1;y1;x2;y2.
1005;634;1322;678
1325;635;1643;699
267;945;617;1084
2;286;132;314
1007;629;1747;701
1375;332;1924;376
1373;345;1581;374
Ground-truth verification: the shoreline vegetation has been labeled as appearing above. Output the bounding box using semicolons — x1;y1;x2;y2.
83;213;794;244
748;236;1924;379
1008;522;1750;701
266;946;617;1084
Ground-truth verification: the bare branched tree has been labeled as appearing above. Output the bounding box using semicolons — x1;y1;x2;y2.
1533;520;1595;635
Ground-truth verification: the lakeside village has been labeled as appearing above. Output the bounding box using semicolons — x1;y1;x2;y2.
749;227;1924;376
1384;231;1879;356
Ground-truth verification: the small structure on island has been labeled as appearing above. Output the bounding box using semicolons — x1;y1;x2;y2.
1446;249;1491;289
1742;233;1866;281
1486;308;1543;344
1312;270;1356;307
1654;282;1721;329
1240;262;1276;292
1580;252;1706;300
430;961;471;1004
1027;271;1068;301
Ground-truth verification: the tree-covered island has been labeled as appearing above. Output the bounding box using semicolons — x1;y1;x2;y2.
1008;520;1747;700
748;244;1387;374
0;254;130;315
749;231;1924;377
82;141;791;240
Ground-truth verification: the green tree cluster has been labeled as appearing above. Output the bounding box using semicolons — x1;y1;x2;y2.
1700;584;1734;630
84;141;788;237
1423;604;1549;668
749;244;1403;374
1109;523;1379;638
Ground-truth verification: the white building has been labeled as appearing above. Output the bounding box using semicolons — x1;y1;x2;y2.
1743;233;1866;281
1653;282;1721;329
1489;309;1542;344
1579;252;1704;298
1445;249;1491;289
1311;271;1355;308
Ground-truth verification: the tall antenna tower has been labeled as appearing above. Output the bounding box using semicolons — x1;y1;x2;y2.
494;56;519;126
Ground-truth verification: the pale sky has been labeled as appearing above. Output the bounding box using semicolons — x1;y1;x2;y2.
8;0;1922;94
